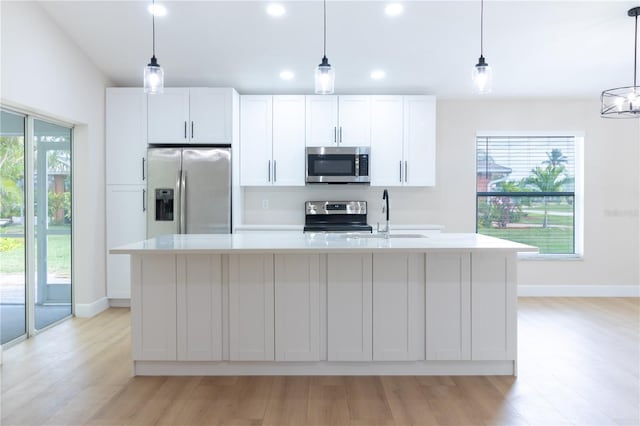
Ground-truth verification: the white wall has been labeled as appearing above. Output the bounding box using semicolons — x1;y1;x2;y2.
1;2;111;312
244;99;639;290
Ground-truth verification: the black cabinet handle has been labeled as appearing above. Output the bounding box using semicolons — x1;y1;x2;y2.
142;189;146;212
142;157;146;181
184;121;187;139
191;121;194;139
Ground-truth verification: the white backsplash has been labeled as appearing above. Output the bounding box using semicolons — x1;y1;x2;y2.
243;186;442;227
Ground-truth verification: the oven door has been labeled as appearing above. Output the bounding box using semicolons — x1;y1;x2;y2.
306;147;370;183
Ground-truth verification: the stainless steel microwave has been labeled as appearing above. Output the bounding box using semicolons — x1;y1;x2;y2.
305;147;370;184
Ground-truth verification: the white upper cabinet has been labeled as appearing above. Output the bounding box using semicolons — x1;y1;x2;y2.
240;96;273;186
105;88;147;185
338;96;371;147
189;88;233;144
370;96;404;186
305;95;370;147
403;96;436;186
148;88;233;144
147;88;190;144
371;95;435;187
240;95;305;186
272;96;306;186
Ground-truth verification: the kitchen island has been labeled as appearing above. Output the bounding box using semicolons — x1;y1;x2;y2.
111;232;537;376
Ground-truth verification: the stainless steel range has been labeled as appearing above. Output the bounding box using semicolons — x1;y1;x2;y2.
303;201;373;233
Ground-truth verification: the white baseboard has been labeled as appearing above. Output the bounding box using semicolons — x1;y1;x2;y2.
75;297;109;317
518;284;640;297
109;298;131;308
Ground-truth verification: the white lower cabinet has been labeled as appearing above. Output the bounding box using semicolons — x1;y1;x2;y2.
106;185;146;299
327;253;373;361
471;253;516;361
228;254;275;361
274;254;321;361
176;255;223;361
131;255;177;361
373;253;425;361
425;253;471;360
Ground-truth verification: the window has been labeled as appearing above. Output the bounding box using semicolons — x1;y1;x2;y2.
476;135;581;255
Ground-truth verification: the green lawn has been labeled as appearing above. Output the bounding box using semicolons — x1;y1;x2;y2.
0;233;71;274
478;198;575;254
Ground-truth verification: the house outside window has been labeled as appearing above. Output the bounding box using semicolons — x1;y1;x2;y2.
476;134;583;256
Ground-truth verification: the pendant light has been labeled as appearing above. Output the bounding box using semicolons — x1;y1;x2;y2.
472;0;492;94
143;0;164;94
314;0;335;94
601;7;640;118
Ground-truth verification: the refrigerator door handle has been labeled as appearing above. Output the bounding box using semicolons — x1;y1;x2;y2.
180;171;187;234
175;170;182;232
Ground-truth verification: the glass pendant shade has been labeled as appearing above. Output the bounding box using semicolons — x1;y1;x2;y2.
144;56;164;94
315;57;335;94
473;56;492;94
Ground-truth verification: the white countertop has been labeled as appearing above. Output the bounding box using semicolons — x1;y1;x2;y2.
111;232;538;255
233;224;445;232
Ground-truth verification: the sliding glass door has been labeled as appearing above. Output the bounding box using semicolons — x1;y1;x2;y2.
34;119;72;329
0;110;27;344
0;110;73;345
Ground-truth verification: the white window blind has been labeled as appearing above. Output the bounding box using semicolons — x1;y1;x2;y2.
476;136;576;255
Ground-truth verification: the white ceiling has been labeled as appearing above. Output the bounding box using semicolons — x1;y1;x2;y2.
37;0;640;98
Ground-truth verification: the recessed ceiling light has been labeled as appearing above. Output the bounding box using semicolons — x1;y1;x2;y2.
280;70;295;80
385;3;404;17
371;70;386;80
148;3;167;17
267;4;286;17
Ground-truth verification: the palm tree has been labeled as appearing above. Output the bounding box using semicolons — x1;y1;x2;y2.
524;165;569;228
544;148;568;167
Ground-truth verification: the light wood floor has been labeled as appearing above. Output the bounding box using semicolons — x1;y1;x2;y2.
1;298;638;426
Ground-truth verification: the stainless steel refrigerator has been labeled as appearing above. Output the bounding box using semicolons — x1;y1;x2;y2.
147;147;231;237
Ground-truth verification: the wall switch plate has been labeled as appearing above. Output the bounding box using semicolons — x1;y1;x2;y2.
262;199;269;209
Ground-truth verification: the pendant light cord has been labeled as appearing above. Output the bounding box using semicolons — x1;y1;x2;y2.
323;0;327;58
152;0;156;57
480;0;484;56
634;12;637;87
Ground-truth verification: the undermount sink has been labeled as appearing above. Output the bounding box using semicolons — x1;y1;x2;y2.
350;233;428;239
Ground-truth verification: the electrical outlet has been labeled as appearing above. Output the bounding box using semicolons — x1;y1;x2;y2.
262;199;269;209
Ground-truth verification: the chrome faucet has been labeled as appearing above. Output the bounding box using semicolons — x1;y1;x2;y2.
377;189;390;237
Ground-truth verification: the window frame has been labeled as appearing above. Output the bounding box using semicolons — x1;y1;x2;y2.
475;131;584;260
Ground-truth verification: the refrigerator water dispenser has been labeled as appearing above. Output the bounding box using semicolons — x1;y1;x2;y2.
155;189;174;221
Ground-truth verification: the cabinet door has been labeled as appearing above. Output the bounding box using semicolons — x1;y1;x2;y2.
471;253;516;361
176;255;223;361
228;254;275;361
338;96;371;147
189;88;232;144
370;96;404;186
403;96;436;186
147;88;190;144
272;95;305;186
106;185;147;299
425;253;471;360
373;253;424;361
131;255;177;361
274;254;320;361
305;96;338;147
327;253;373;361
240;96;273;186
106;88;147;185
